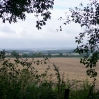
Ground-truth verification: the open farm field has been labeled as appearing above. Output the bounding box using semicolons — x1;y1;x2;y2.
8;58;99;83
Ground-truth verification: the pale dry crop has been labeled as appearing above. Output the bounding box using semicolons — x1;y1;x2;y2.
8;58;99;83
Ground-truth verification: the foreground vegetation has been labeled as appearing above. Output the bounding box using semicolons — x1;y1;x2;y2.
0;51;99;99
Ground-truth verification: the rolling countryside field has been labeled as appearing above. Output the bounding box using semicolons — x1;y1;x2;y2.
9;57;99;83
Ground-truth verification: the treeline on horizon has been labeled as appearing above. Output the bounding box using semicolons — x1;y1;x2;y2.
5;50;90;58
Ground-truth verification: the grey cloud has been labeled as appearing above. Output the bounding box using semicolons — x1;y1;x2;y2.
47;28;57;33
0;38;77;49
0;25;16;34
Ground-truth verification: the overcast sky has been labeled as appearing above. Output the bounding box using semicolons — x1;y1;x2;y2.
0;0;90;50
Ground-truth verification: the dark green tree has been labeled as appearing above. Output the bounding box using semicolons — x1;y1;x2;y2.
60;0;99;78
22;54;28;57
37;52;42;57
59;52;63;57
48;53;51;57
11;50;19;57
0;0;54;29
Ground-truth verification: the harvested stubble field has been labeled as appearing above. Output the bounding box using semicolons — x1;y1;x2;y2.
9;58;99;83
